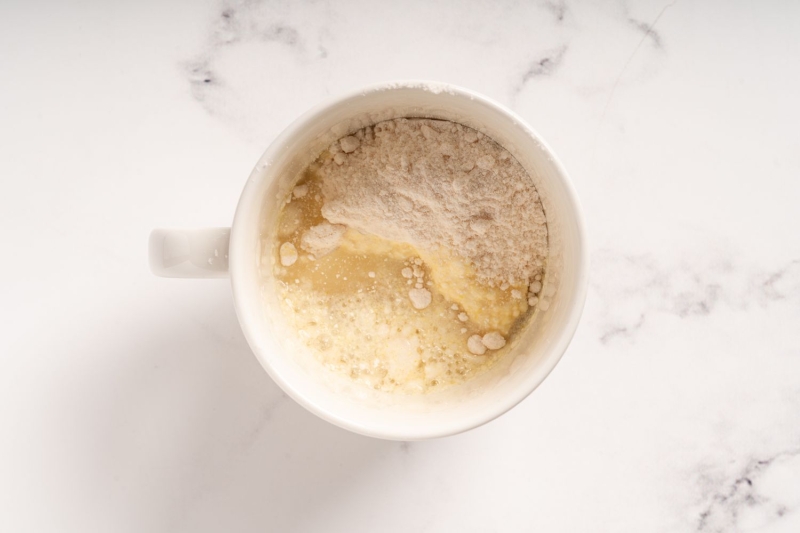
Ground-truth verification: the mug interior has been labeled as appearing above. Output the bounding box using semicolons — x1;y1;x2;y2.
230;82;587;440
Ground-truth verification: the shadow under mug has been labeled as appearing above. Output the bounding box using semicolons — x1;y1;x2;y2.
149;81;588;440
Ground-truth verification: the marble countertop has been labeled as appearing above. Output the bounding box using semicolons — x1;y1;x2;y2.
2;0;799;531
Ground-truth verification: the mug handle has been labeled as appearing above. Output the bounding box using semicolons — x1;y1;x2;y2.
149;228;230;278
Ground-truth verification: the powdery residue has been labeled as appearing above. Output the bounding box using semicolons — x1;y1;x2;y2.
319;118;548;287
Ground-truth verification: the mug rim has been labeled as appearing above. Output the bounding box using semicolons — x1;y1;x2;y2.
229;80;588;440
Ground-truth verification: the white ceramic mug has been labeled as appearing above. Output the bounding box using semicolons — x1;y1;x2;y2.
149;81;588;440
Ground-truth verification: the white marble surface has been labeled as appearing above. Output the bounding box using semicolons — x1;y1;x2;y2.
2;0;799;531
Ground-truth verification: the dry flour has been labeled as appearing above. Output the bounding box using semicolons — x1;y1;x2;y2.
319;118;548;286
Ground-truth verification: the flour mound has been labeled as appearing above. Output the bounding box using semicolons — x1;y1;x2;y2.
318;118;547;285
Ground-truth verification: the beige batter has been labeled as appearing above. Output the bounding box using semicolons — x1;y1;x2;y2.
266;119;548;393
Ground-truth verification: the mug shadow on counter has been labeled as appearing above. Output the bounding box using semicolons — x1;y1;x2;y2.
65;284;398;533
